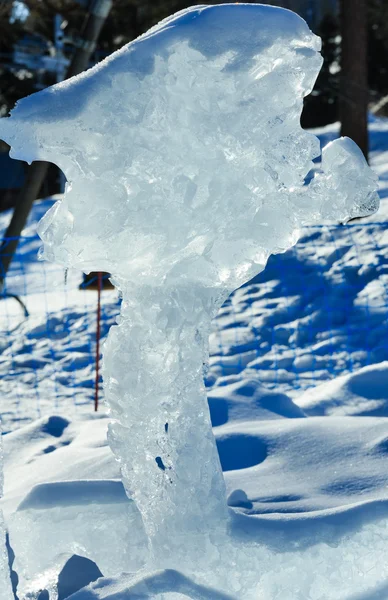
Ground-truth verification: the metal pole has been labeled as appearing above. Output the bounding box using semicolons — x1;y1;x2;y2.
94;271;103;412
0;0;112;290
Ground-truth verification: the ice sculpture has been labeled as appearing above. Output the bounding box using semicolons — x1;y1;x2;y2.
0;3;379;597
0;427;13;600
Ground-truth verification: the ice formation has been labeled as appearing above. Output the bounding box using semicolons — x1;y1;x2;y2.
0;426;13;600
0;3;379;598
8;480;146;599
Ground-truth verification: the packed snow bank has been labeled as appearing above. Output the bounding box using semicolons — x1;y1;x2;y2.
0;2;380;599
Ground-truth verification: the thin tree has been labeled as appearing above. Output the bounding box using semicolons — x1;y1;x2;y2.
339;0;368;159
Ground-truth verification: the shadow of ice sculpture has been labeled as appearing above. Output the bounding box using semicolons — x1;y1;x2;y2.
0;2;379;597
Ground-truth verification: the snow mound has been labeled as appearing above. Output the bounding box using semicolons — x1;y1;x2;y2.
17;479;127;510
208;377;305;426
296;361;388;416
2;414;120;518
220;416;388;515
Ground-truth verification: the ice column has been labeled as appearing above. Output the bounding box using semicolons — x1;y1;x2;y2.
104;282;229;560
0;3;379;569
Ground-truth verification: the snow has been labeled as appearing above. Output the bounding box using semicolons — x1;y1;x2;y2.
0;3;386;600
2;414;144;598
4;409;388;599
0;197;119;433
296;361;388;416
210;216;388;395
0;428;13;599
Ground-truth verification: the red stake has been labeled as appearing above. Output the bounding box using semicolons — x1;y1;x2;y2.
94;272;103;412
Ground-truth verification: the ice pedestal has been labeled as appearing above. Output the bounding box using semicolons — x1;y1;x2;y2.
104;284;228;562
0;2;379;597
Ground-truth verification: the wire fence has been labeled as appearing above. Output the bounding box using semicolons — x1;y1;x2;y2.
0;218;387;431
0;234;121;432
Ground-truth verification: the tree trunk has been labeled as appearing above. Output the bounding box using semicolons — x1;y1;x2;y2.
339;0;369;160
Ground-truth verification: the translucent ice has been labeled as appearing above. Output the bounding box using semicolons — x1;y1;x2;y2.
8;480;146;599
0;2;379;597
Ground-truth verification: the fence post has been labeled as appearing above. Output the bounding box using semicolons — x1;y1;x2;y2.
94;272;103;412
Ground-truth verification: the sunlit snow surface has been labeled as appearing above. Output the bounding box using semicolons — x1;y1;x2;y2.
0;3;381;600
0;430;13;598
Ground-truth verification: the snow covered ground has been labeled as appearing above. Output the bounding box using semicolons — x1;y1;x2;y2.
1;117;388;599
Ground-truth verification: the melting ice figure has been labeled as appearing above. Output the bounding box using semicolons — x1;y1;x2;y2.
0;3;379;597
